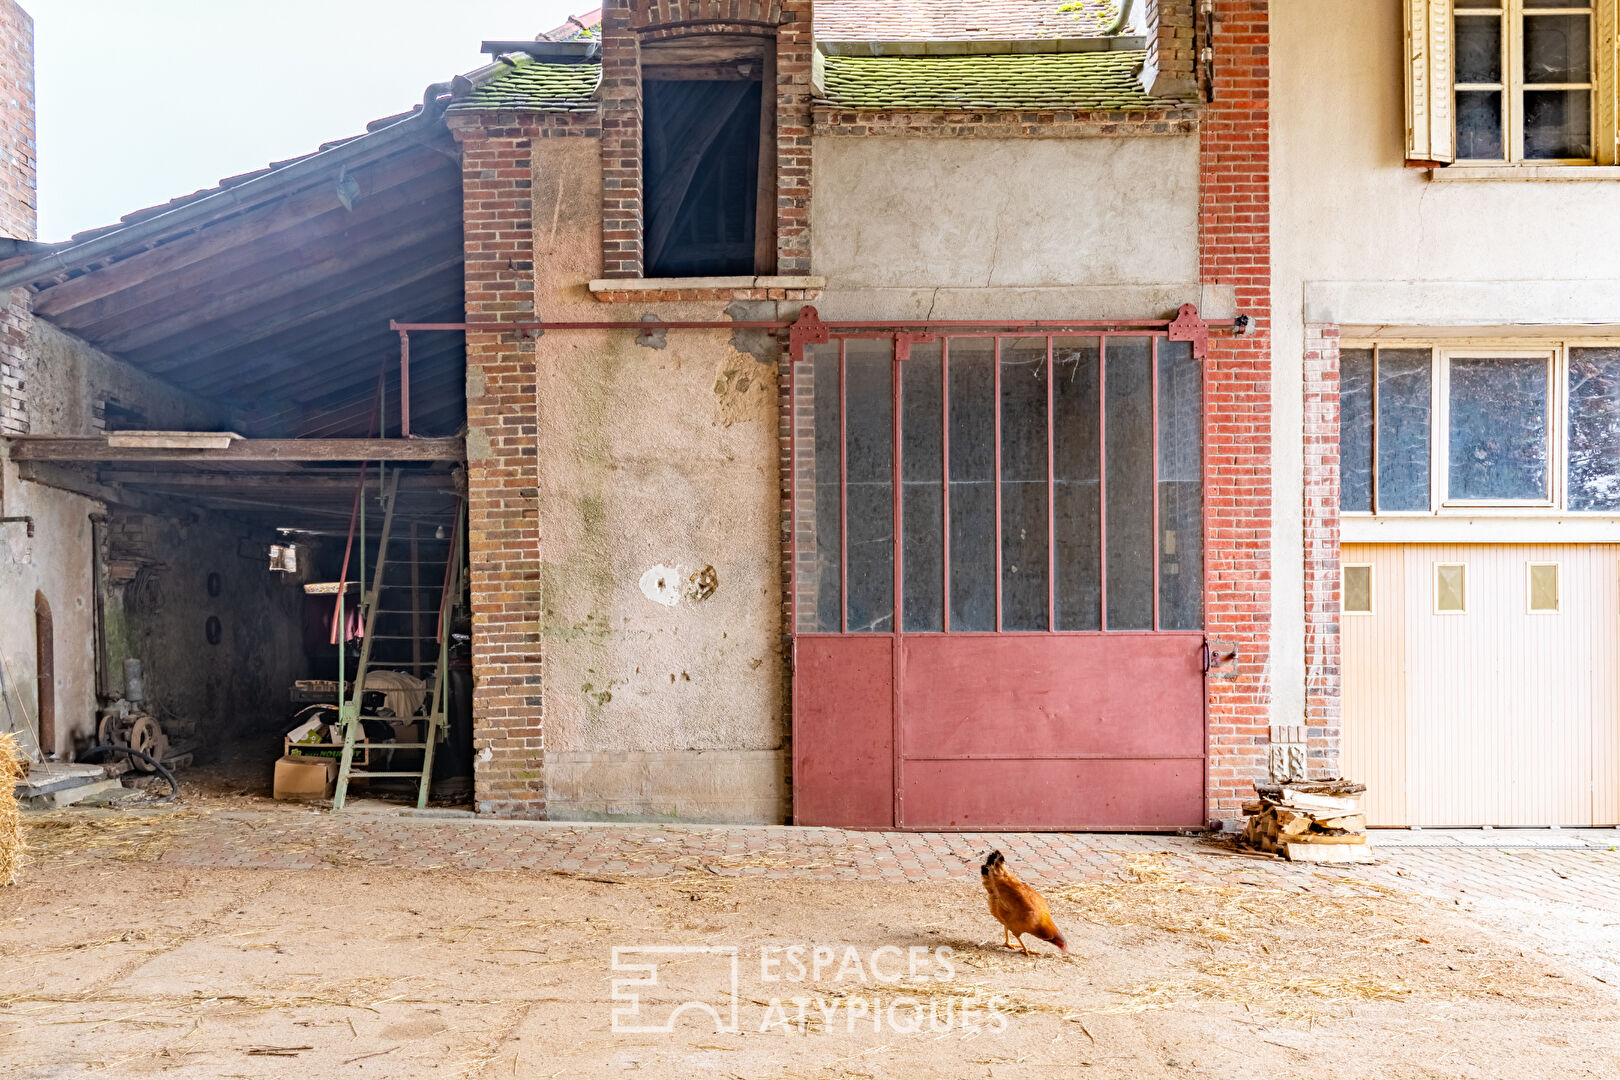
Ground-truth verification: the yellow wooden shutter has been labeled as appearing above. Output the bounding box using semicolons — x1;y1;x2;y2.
1598;0;1619;166
1405;0;1455;166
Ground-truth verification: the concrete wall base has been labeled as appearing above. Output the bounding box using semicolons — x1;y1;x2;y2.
544;749;788;824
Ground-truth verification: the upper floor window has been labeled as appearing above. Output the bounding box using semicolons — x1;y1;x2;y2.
1404;0;1618;167
639;34;775;278
1456;0;1596;161
1342;343;1620;513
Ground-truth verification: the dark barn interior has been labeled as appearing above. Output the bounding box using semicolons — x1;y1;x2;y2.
0;101;474;800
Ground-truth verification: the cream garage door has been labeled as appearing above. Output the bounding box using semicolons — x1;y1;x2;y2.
1342;544;1620;827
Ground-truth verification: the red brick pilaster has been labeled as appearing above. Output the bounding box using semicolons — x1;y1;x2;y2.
0;0;34;243
451;114;546;818
1200;0;1272;822
775;0;814;274
0;0;33;435
1303;323;1342;778
600;1;642;278
1142;0;1198;100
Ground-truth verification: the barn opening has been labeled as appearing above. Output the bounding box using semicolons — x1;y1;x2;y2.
0;99;473;804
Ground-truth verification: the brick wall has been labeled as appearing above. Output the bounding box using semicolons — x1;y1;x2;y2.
0;286;27;434
0;0;33;242
1199;0;1272;822
1143;0;1198;100
599;3;642;278
774;0;813;274
0;0;33;435
451;113;548;818
1302;323;1342;778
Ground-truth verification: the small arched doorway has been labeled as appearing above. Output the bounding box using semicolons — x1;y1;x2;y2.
34;591;53;758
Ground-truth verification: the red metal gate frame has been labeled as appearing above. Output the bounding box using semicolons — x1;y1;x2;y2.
389;306;1222;830
785;306;1216;829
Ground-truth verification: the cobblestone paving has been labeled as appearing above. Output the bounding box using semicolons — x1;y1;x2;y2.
144;809;1193;883
32;805;1620;981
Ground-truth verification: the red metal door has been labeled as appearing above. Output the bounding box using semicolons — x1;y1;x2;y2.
790;317;1208;830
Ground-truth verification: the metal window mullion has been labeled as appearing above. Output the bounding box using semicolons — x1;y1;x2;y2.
993;336;1004;633
1047;336;1056;633
1099;334;1109;632
1152;335;1161;633
839;339;849;635
893;337;904;636
941;338;952;633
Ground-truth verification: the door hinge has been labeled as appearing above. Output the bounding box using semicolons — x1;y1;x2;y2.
1202;639;1238;675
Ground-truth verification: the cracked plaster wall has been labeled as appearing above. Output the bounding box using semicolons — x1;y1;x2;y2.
527;137;787;822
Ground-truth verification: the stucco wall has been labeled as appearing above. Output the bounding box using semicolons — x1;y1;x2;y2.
0;320;241;759
0;464;97;757
526;137;788;822
26;319;226;435
1270;0;1620;729
812;134;1205;319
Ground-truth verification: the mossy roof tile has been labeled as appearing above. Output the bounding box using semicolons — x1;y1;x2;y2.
450;60;601;112
818;0;1120;41
816;51;1158;112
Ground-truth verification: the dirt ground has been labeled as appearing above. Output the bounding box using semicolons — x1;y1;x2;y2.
3;786;1619;1077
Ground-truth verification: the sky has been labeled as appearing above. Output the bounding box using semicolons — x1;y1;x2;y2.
27;0;585;241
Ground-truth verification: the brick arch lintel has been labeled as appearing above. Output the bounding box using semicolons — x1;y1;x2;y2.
631;0;786;30
637;21;783;39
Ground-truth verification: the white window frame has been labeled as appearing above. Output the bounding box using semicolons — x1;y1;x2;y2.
1436;346;1561;509
1455;0;1602;166
1435;561;1469;613
1342;563;1376;615
1340;337;1620;517
1526;560;1561;612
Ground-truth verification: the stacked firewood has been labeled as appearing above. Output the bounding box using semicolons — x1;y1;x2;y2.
1240;779;1372;863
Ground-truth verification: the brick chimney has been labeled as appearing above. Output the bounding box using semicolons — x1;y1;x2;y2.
0;0;35;242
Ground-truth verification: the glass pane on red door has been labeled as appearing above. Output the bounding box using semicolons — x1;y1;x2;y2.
845;339;895;632
1105;337;1155;630
902;341;944;632
948;339;996;632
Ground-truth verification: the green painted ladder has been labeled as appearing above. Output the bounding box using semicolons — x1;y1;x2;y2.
332;467;465;810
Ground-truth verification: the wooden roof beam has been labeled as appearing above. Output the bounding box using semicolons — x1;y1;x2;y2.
9;436;464;462
57;177;462;336
30;148;457;316
115;246;464;368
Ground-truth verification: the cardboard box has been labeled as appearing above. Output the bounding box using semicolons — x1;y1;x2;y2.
390;722;421;745
284;738;368;766
273;754;339;801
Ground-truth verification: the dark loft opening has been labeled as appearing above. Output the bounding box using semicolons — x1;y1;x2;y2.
643;79;762;278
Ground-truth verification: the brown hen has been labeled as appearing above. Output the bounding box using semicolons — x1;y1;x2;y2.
980;850;1067;955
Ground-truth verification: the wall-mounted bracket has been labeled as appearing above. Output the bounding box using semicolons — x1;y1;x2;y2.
1167;303;1210;360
